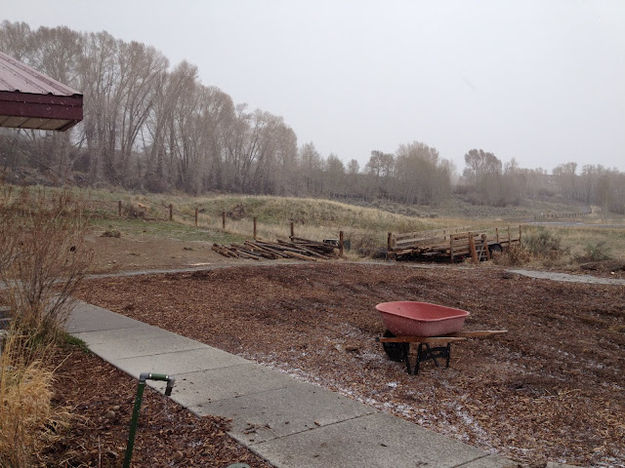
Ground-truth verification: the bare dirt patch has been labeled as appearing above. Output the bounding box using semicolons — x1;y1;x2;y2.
85;233;239;274
576;259;625;279
44;344;271;467
75;263;625;467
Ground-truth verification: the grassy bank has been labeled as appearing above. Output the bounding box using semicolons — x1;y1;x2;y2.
6;184;625;262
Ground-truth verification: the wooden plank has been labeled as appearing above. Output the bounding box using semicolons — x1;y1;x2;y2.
276;240;328;259
394;236;447;248
468;233;478;263
378;329;507;343
281;250;318;261
244;241;283;258
379;336;468;344
448;329;507;338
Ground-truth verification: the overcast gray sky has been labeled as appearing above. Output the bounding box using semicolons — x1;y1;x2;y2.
4;0;625;172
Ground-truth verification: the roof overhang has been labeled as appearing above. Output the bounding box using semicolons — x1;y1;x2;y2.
0;51;83;132
0;90;83;131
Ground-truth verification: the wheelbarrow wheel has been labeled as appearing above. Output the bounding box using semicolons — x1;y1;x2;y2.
382;330;409;362
488;243;503;256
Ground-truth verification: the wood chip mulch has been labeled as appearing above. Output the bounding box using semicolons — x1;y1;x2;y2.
74;263;625;467
43;345;272;467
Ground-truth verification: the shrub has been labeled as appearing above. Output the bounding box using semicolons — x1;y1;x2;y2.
348;231;380;257
493;228;565;266
0;186;88;465
522;228;563;261
578;241;612;262
0;188;93;348
492;244;533;266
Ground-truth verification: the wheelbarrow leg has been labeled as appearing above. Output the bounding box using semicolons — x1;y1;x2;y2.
403;343;412;374
414;343;423;375
428;344;440;367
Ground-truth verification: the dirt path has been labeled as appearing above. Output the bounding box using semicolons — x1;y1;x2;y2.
507;268;625;285
85;260;625;287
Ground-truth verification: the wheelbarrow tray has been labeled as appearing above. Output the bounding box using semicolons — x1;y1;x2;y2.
375;301;469;337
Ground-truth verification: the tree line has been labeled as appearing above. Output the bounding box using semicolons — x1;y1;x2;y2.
1;21;624;212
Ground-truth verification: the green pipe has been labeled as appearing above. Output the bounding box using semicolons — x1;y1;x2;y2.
123;372;175;468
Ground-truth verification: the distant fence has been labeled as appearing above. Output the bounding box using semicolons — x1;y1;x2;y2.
532;210;591;221
76;198;339;245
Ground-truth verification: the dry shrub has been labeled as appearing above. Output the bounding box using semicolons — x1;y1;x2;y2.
494;228;565;266
576;241;612;263
492;244;533;266
0;187;93;347
0;186;91;465
0;333;69;467
523;228;564;261
348;231;382;257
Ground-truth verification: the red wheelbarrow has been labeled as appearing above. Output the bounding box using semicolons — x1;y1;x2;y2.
375;301;506;375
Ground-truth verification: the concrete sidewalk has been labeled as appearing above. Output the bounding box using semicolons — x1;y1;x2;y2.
67;300;515;468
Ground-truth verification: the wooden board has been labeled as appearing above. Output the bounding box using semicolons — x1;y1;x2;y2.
379;336;468;344
448;329;508;338
378;329;507;344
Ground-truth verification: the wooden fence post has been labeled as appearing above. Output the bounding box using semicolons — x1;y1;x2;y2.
118;200;122;217
290;222;294;238
496;227;500;243
518;225;522;243
253;217;257;240
468;232;478;264
222;211;226;229
194;208;198;226
450;236;454;263
483;234;491;260
168;204;173;221
339;231;344;257
387;232;392;252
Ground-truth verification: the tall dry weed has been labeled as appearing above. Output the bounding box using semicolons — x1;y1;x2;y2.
0;332;69;467
0;186;90;466
0;187;93;348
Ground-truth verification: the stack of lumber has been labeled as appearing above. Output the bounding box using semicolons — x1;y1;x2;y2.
212;237;338;261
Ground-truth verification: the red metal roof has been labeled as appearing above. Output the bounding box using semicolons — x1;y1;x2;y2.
0;51;83;132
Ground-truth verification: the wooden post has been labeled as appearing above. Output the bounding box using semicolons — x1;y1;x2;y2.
222;211;226;229
518;225;522;243
253;217;257;240
496;227;500;243
468;232;478;264
339;230;344;257
507;226;511;246
168;204;173;221
483;234;491;260
450;236;454;263
194;208;198;226
387;232;392;252
118;200;122;217
290;222;294;238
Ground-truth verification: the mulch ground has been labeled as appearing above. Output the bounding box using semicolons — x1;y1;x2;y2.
74;263;625;467
44;344;272;467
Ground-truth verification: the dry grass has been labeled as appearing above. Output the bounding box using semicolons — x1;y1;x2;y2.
7;185;625;265
0;185;92;466
0;332;69;467
509;225;625;269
